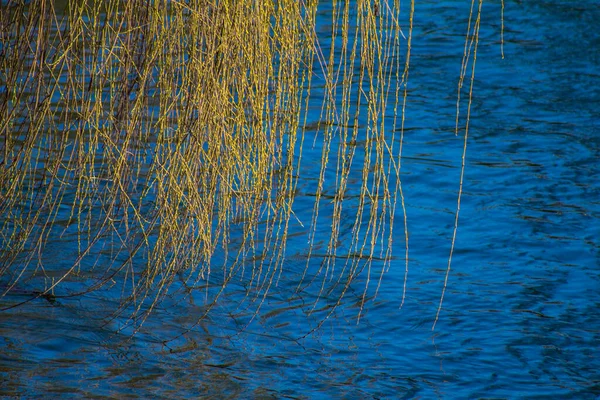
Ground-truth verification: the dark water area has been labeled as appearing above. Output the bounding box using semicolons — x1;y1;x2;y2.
1;1;599;398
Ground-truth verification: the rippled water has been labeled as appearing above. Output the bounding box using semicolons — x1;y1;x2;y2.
1;1;599;398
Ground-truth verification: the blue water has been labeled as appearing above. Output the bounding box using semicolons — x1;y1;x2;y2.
1;1;599;398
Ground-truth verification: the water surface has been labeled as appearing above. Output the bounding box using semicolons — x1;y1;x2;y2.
1;1;599;398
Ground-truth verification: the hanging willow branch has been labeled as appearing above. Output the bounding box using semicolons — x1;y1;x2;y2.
0;0;492;334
